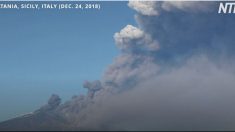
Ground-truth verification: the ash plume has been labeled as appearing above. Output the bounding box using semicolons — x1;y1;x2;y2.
83;80;102;98
36;94;61;112
58;1;235;130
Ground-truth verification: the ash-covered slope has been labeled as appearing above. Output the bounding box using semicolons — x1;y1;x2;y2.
0;112;73;131
0;95;77;131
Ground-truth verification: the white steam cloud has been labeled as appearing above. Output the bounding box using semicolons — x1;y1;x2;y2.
128;1;216;16
114;25;159;52
128;1;159;16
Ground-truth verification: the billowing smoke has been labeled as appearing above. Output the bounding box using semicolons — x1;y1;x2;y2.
26;1;235;130
83;80;102;98
37;94;61;112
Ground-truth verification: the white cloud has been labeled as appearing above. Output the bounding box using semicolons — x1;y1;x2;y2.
114;25;159;52
128;1;215;16
162;1;215;12
128;1;159;16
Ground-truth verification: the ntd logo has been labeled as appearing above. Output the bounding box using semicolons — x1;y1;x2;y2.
218;2;235;14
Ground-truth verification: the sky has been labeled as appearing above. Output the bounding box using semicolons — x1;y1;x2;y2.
0;1;136;122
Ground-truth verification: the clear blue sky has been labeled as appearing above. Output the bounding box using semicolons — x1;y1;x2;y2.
0;1;136;121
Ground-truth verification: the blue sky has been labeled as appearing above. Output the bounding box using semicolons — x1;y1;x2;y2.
0;1;136;121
